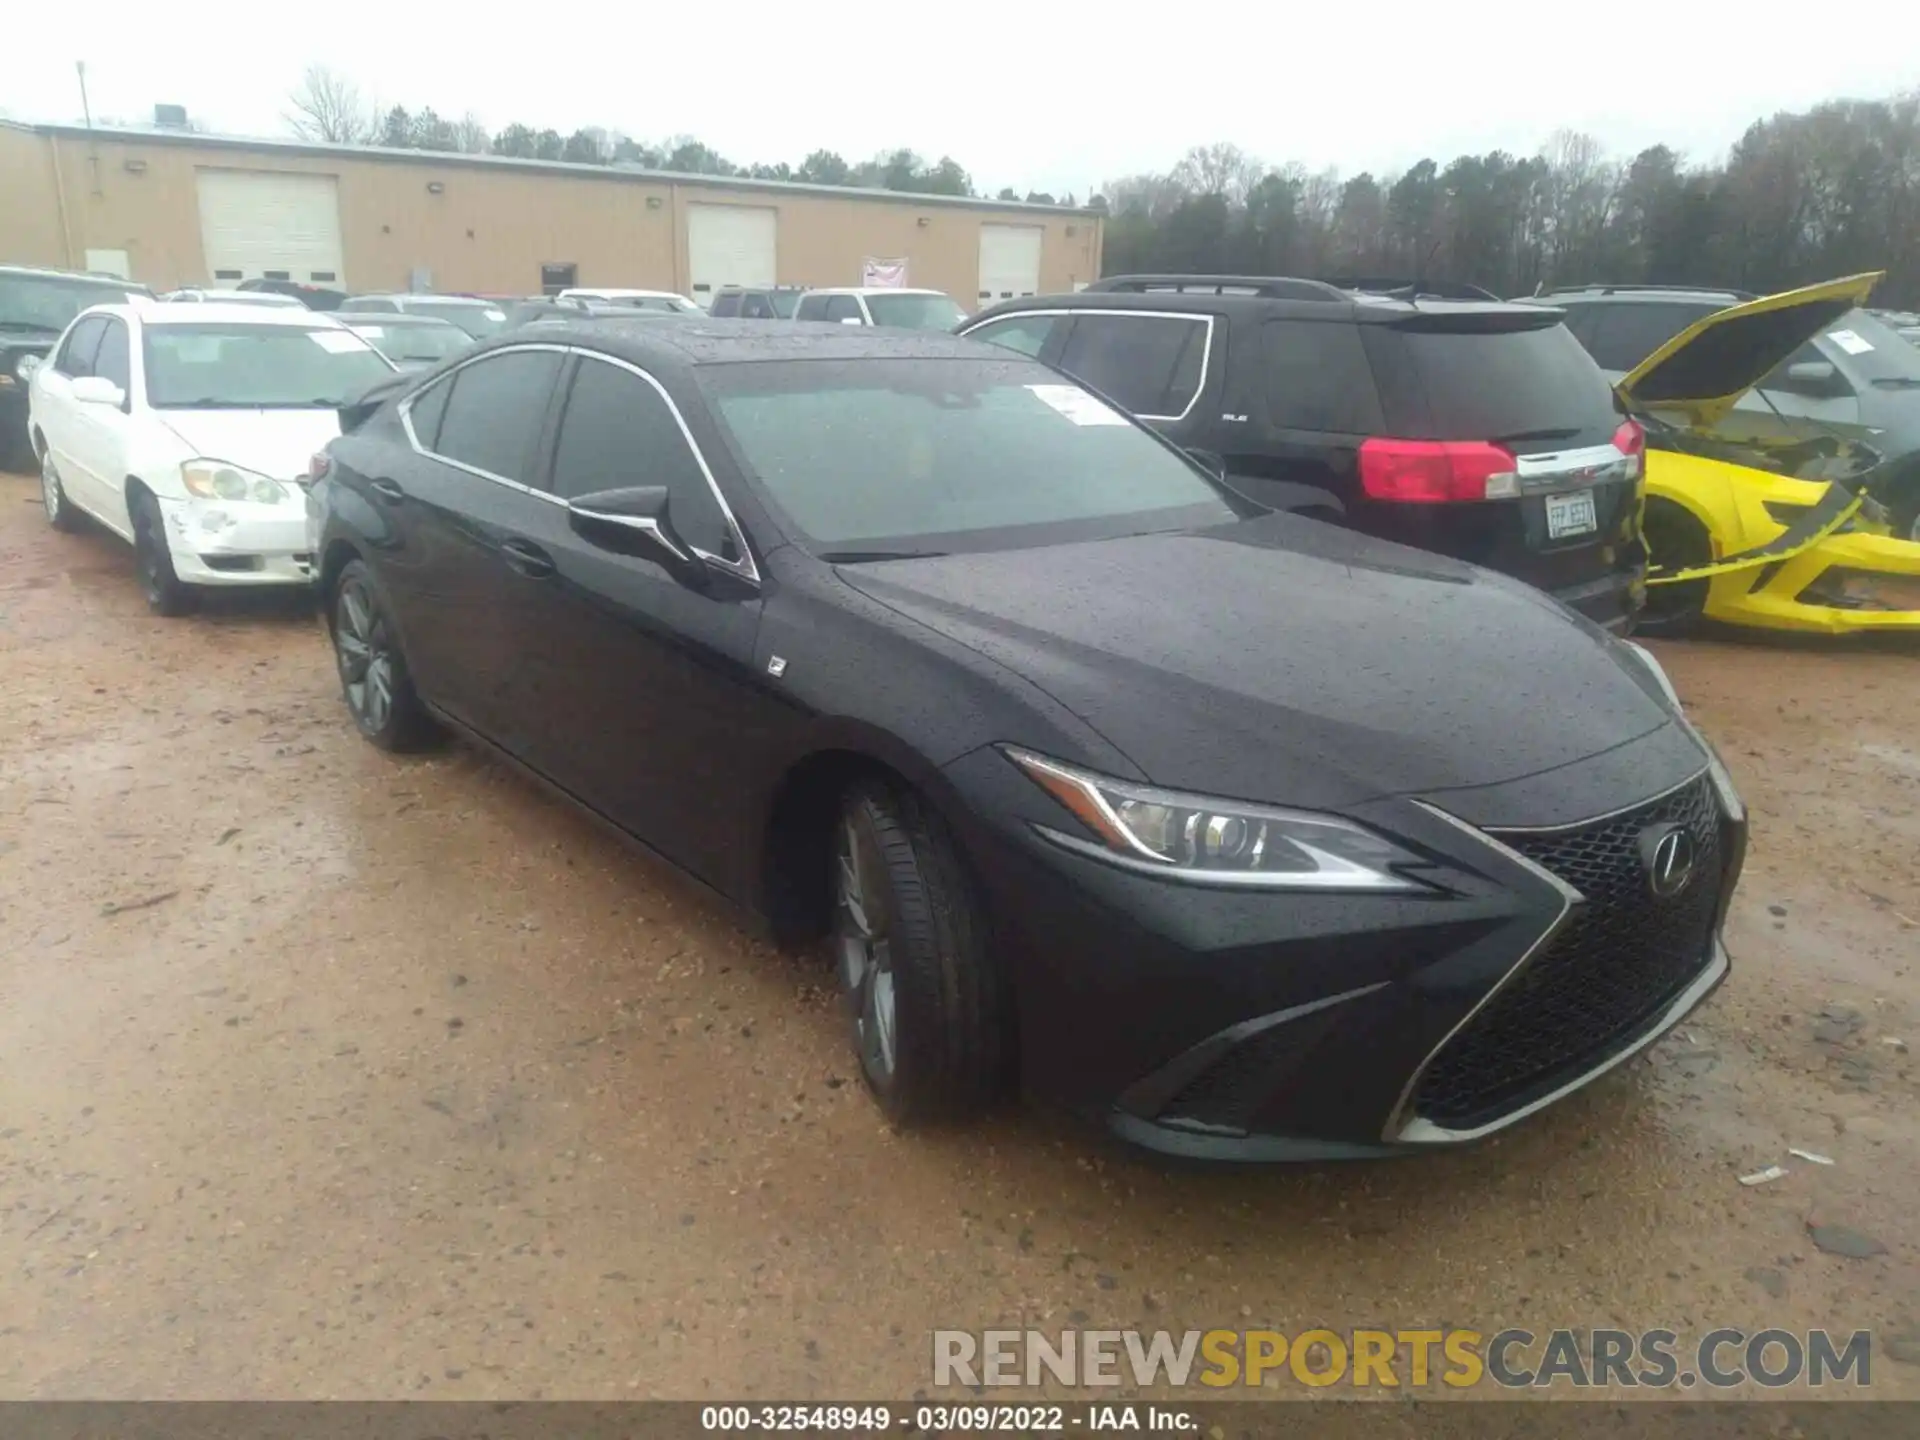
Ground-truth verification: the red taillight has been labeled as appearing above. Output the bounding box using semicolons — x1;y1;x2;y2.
1357;438;1519;503
1612;418;1646;480
306;451;332;483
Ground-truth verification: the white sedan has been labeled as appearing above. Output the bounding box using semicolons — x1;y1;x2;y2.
27;301;395;614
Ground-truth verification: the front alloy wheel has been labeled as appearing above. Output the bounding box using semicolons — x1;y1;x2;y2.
331;561;435;751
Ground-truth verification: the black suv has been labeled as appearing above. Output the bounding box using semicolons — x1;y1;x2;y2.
0;264;151;470
961;275;1646;630
708;286;806;319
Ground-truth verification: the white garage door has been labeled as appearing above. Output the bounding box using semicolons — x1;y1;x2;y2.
196;169;346;286
977;224;1044;306
687;205;777;306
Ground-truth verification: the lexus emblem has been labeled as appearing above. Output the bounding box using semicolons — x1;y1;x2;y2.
1641;825;1697;898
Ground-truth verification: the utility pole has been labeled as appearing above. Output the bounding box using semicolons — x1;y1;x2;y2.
76;61;93;130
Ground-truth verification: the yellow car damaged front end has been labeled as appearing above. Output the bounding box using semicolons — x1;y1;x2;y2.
1644;450;1920;634
1621;270;1920;636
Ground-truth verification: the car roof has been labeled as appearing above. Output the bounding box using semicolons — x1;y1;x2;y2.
968;285;1555;328
358;293;496;306
717;284;806;292
337;310;459;326
116;302;348;328
804;287;952;298
504;316;993;368
0;263;147;288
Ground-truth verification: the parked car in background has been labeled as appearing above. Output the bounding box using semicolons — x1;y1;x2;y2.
1518;282;1920;492
337;312;473;371
792;288;968;331
28;303;394;613
709;286;807;319
1;264;152;470
502;297;695;330
557;287;702;313
162;288;306;308
238;278;350;311
963;274;1647;632
309;316;1744;1157
346;294;509;340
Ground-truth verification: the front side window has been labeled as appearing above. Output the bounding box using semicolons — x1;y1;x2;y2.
701;357;1240;557
54;316;109;377
864;293;967;332
710;292;742;318
550;356;733;557
964;313;1060;358
430;349;563;484
794;293;831;321
142;324;394;409
92;319;132;393
740;294;774;319
824;295;865;324
1056;313;1210;419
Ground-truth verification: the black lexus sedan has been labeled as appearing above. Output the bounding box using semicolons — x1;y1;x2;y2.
307;319;1747;1161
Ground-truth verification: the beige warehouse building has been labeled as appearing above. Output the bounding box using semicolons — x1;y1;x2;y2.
0;120;1104;309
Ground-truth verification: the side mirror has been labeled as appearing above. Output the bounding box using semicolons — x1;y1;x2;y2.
71;375;126;407
15;354;42;382
568;485;708;589
839;315;866;326
1780;360;1846;396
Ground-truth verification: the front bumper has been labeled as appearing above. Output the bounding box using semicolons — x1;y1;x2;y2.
1704;529;1920;634
157;494;315;587
944;748;1745;1162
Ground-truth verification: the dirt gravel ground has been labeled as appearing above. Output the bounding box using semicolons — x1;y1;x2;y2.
2;466;1918;1403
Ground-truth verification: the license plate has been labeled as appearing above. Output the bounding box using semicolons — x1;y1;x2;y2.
1546;489;1598;539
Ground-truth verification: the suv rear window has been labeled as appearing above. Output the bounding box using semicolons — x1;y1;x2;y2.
1361;321;1618;443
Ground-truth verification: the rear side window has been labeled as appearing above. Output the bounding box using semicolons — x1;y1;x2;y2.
1258;320;1384;434
1362;322;1618;442
824;296;864;323
430;349;562;484
710;292;742;318
56;317;109;377
966;313;1061;358
550;356;733;558
741;293;775;319
1056;313;1209;419
1579;302;1720;372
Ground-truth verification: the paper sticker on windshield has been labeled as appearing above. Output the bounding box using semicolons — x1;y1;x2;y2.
1027;384;1127;426
1827;329;1874;355
352;326;385;339
307;330;366;353
484;308;505;321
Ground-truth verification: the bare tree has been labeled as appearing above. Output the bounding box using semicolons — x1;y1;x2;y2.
453;112;490;154
285;65;376;145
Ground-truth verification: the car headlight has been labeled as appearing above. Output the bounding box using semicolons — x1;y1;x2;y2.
1003;747;1431;891
181;460;290;505
1620;642;1745;825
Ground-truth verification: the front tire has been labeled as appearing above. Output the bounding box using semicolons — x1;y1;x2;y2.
832;780;1007;1124
331;560;437;751
41;452;82;533
129;487;196;616
1638;499;1712;637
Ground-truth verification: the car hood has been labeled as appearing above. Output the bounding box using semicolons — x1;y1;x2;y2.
155;408;344;483
841;514;1685;816
1617;272;1883;427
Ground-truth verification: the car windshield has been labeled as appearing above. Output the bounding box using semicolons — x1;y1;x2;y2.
143;324;395;408
1823;309;1920;385
347;321;469;366
0;274;143;333
770;291;801;318
701;357;1243;556
405;300;507;338
863;293;967;331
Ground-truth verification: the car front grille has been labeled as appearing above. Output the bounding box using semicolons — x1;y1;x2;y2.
1408;775;1723;1133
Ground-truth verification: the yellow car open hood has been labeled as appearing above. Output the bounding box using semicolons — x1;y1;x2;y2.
1616;272;1884;427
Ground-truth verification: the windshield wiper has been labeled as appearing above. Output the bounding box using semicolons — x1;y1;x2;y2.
1492;426;1582;442
820;549;949;563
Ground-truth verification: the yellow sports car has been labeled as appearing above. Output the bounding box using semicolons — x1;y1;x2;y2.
1621;273;1920;635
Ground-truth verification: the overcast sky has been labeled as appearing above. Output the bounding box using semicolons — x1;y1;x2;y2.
9;4;1919;196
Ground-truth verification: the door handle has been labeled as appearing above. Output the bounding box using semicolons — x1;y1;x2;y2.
370;478;406;504
501;538;556;579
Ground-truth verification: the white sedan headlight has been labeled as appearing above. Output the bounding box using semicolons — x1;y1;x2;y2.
1004;747;1431;891
181;460;292;505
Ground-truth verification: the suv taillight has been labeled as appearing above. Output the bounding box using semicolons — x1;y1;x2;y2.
1357;438;1520;503
1612;419;1646;480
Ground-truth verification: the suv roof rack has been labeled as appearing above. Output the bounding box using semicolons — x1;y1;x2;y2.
1083;274;1347;302
1319;276;1501;302
1535;281;1757;300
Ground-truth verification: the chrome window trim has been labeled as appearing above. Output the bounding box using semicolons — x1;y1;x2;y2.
957;307;1215;423
396;342;760;584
